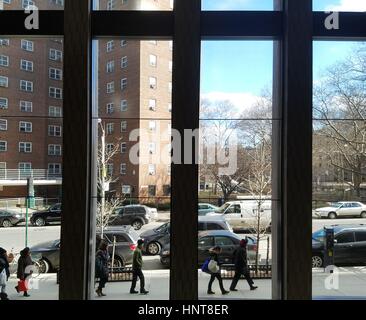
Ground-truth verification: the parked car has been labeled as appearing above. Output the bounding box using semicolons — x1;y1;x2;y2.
160;230;258;267
313;202;366;219
109;205;156;230
30;203;61;227
140;216;233;255
198;203;219;216
206;200;271;230
30;226;140;273
0;209;25;228
312;224;366;268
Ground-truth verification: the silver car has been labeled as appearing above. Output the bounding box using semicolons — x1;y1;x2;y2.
313;202;366;219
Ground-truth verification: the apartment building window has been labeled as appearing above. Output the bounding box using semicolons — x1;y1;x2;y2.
106;61;115;73
120;121;127;132
20;59;33;72
49;49;62;61
149;99;156;111
149;120;156;131
121;40;127;47
107;0;115;10
0;76;8;88
120;100;128;111
0;39;9;47
21;39;34;52
48;125;62;137
50;0;64;5
148;185;156;196
106;40;114;52
163;185;171;196
49;87;63;99
19;163;31;172
122;185;131;195
120;163;127;175
169;61;173;72
106;103;114;114
107;163;113;176
48;144;62;156
19;121;32;133
149;77;157;89
148;165;156;176
19;100;33;112
149;54;157;67
106;123;114;135
48;163;62;175
0;141;7;152
0;98;8;109
106;144;114;153
20;80;33;92
149;142;156;154
19;142;32;153
0;55;9;67
121;78;127;90
49;106;62;117
121;143;127;154
22;0;34;9
0;119;7;131
49;67;63;80
107;81;114;93
121;56;128;68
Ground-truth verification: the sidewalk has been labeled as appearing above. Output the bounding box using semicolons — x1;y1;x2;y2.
4;268;366;300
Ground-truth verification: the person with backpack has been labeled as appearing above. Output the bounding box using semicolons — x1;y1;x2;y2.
0;247;11;300
15;247;33;297
206;246;229;295
95;241;109;297
230;238;258;292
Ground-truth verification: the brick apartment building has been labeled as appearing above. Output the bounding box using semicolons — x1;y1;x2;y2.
0;0;172;203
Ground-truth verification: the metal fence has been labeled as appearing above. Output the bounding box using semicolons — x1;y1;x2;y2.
0;169;62;180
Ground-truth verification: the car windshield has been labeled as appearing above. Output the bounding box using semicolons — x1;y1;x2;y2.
312;229;326;242
215;203;231;214
154;222;170;233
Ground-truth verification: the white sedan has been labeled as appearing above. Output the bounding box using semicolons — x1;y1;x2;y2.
313;201;366;219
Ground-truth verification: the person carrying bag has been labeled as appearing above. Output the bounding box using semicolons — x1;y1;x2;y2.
206;246;229;295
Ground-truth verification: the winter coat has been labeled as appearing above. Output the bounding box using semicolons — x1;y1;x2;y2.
95;249;109;279
17;255;33;280
233;246;248;273
132;247;143;270
0;255;10;280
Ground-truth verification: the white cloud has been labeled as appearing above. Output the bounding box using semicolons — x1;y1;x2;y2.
326;0;366;12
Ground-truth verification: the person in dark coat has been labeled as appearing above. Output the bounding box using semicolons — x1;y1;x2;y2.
130;239;149;294
207;246;229;295
230;239;258;291
15;247;33;297
0;247;10;300
95;241;109;297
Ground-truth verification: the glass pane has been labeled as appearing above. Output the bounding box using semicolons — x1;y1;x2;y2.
0;0;64;10
92;39;172;299
0;37;63;300
94;0;173;10
313;0;366;11
313;41;366;299
202;0;275;11
199;41;274;300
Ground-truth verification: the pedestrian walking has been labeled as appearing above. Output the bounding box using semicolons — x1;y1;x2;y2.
130;239;149;295
230;239;258;292
207;246;229;295
95;241;109;297
0;247;11;300
15;247;33;297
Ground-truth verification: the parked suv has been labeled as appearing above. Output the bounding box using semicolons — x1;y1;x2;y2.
30;203;61;227
140;216;233;255
109;205;156;230
312;224;366;268
30;226;140;273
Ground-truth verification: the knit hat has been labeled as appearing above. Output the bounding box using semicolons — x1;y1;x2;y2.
137;239;144;246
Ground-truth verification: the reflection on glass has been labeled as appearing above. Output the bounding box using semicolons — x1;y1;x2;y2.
0;0;64;10
95;0;173;10
202;0;275;11
313;0;366;12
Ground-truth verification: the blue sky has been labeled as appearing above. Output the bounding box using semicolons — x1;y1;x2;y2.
201;0;366;102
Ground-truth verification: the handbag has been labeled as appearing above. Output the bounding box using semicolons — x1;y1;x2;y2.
208;259;219;273
17;279;29;292
0;269;6;286
201;258;211;274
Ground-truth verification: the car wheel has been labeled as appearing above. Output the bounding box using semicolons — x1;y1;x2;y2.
312;255;323;268
37;259;50;273
328;212;337;219
361;212;366;218
2;219;12;228
147;242;161;255
35;217;46;227
132;220;143;230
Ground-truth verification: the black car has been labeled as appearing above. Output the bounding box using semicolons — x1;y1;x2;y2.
312;224;366;268
30;203;61;227
160;230;257;267
30;226;140;273
0;209;25;228
108;205;154;230
141;217;233;255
